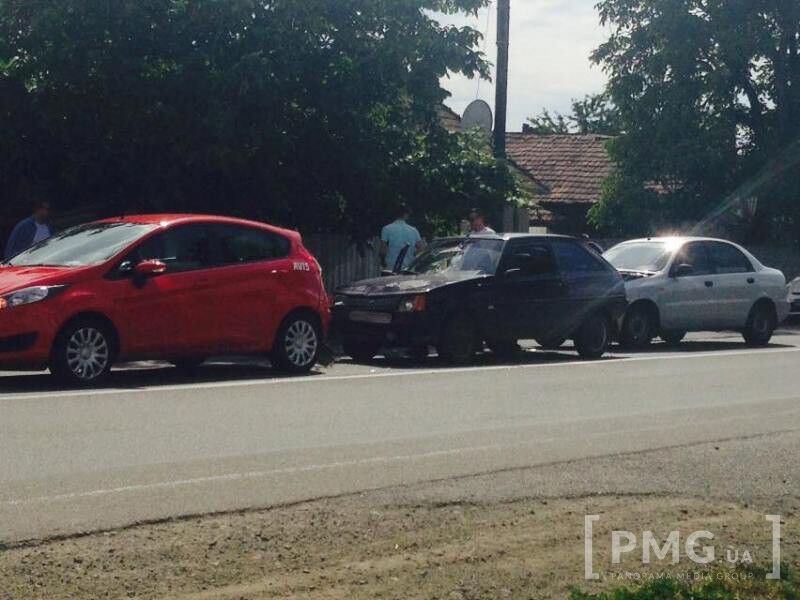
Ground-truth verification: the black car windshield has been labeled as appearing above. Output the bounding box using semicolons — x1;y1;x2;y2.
603;241;674;273
5;222;158;268
408;238;505;276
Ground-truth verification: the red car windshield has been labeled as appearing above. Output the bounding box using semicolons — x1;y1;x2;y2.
6;222;158;268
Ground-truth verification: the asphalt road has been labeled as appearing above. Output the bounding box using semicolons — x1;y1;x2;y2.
2;331;800;544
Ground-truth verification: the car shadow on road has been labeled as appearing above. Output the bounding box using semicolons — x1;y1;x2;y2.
613;340;796;355
339;347;615;371
0;360;325;396
340;336;797;371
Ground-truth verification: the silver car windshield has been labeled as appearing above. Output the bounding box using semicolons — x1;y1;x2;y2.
604;242;673;273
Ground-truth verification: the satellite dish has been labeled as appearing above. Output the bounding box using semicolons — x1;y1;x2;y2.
461;100;493;136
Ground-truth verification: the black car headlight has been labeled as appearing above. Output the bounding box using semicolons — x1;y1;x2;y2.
397;295;427;313
0;286;67;310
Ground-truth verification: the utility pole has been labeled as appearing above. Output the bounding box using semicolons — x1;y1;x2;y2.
494;0;510;159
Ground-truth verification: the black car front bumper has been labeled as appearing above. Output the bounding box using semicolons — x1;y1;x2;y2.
333;306;440;349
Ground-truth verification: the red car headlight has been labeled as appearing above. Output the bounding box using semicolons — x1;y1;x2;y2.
0;286;67;310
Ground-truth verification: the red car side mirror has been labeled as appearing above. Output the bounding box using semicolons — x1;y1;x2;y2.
134;259;167;277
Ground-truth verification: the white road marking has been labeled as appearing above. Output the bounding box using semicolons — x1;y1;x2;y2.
3;444;510;506
1;346;799;402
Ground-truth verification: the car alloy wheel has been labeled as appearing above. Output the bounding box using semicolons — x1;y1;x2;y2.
272;315;322;374
52;319;116;386
284;320;319;368
66;327;110;382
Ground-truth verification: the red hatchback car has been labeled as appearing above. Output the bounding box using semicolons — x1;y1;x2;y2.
0;215;330;385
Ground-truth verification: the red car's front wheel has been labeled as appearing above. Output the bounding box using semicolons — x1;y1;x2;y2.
51;319;115;386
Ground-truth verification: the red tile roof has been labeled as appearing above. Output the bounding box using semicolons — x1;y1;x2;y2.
506;133;614;205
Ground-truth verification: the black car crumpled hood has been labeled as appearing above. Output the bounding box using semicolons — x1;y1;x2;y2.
339;272;485;296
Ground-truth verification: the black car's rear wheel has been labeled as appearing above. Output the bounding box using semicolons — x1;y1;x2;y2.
574;313;611;360
438;314;480;365
343;341;382;363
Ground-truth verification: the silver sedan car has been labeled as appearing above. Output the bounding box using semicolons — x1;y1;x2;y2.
604;237;790;348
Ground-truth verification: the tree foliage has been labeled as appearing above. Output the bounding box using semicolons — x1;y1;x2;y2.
526;93;622;135
588;0;800;242
0;0;520;237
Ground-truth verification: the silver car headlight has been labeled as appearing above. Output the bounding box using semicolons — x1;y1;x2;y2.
0;286;66;310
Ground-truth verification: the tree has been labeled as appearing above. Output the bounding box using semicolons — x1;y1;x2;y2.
526;93;621;135
0;0;520;238
588;0;800;242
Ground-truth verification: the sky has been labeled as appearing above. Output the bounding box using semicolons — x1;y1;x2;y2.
438;0;611;131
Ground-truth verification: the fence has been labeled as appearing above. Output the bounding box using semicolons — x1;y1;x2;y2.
303;234;382;292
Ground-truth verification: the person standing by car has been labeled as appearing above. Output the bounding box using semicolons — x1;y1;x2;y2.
380;204;425;272
468;208;496;235
4;200;54;260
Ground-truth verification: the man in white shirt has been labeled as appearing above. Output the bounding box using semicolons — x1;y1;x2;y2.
468;208;496;235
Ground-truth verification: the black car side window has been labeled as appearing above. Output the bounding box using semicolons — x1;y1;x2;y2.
506;243;557;276
551;241;607;274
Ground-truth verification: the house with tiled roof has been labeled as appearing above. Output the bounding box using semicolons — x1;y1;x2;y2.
506;132;615;234
439;106;615;234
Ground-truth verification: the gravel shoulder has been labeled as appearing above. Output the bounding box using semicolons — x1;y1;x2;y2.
2;432;798;599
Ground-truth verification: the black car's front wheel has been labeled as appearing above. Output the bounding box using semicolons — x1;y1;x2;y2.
438;314;480;365
272;314;321;374
51;318;115;386
574;313;611;360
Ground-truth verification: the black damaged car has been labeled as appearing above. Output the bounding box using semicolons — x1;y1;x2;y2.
333;234;628;363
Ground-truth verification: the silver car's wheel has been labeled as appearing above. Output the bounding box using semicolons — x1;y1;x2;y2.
65;327;110;381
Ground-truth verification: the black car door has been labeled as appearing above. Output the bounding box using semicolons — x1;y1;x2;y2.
550;240;615;335
492;240;567;341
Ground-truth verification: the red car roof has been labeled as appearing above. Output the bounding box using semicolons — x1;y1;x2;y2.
93;214;300;239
